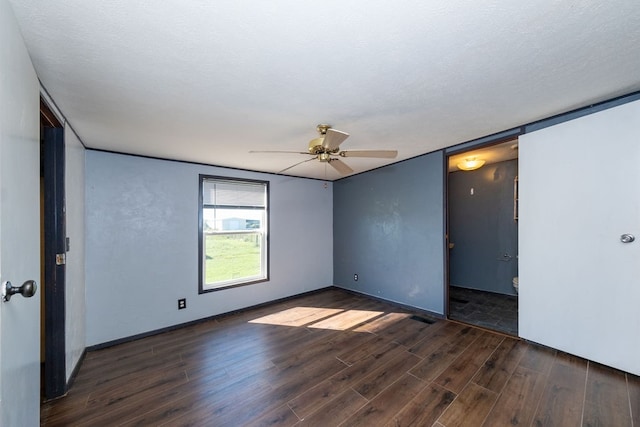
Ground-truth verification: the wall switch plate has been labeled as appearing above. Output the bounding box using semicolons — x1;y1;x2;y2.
178;298;186;310
354;274;358;281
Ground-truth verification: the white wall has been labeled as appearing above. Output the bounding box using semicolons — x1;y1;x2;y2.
85;151;333;346
64;127;85;379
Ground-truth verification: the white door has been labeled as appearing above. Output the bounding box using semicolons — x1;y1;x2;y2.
0;0;42;424
519;99;640;375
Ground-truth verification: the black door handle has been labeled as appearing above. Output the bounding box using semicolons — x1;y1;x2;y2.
2;280;37;302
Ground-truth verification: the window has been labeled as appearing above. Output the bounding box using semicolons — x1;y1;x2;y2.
199;175;269;292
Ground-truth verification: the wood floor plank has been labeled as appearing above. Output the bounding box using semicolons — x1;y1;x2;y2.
472;337;527;393
85;367;187;409
407;321;467;358
434;332;504;393
73;348;184;395
124;369;275;426
518;341;556;374
178;343;338;426
270;333;342;372
342;373;427;426
437;382;498;426
327;329;383;353
288;343;404;419
532;352;588;426
243;403;300;427
296;388;368;426
213;358;349;427
47;369;189;427
409;325;482;382
377;316;438;347
183;350;254;381
41;387;93;425
47;374;187;426
583;362;632;427
270;355;349;397
629;373;640;426
482;365;548;426
217;352;277;381
352;350;422;400
335;334;395;366
262;328;336;362
387;383;456;427
112;362;270;426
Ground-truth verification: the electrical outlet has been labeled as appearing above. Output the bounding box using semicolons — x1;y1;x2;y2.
178;298;186;310
354;274;358;281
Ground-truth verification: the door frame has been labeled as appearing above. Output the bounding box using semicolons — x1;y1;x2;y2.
443;134;521;320
40;99;67;399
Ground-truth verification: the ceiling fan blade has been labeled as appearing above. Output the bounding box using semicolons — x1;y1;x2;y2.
328;158;354;175
322;129;349;151
278;157;317;174
339;150;398;158
249;150;310;155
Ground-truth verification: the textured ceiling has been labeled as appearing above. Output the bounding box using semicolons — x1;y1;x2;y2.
8;1;640;180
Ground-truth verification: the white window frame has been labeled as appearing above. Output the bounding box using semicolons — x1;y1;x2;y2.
198;175;269;292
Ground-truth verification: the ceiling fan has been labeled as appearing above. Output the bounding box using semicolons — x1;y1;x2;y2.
250;124;398;175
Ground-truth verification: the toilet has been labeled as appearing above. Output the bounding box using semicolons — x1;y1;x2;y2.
512;277;519;294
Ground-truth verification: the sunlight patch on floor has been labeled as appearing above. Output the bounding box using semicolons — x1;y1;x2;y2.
249;306;344;327
353;312;412;333
249;306;410;332
307;309;385;331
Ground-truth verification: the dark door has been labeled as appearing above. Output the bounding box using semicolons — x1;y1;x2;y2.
41;112;67;399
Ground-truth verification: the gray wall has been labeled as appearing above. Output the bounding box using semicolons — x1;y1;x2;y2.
333;152;445;314
85;151;333;346
448;159;518;295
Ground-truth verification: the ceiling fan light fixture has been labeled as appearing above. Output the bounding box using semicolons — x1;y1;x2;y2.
457;157;485;171
318;152;331;162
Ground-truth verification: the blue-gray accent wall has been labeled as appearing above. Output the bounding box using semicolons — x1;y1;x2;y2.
333;152;445;314
448;159;518;295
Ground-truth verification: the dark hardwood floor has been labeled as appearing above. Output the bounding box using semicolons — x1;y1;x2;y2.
41;288;639;426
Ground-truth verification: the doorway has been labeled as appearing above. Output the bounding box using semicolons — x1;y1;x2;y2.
40;98;67;399
446;139;519;335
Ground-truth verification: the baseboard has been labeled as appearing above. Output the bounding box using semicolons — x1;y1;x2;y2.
333;285;445;320
86;286;334;351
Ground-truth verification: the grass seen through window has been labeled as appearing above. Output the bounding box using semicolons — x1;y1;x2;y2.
205;233;261;284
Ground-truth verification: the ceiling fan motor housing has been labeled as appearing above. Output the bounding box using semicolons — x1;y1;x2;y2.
308;138;326;154
309;124;341;155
